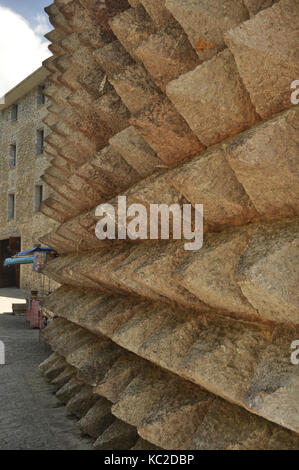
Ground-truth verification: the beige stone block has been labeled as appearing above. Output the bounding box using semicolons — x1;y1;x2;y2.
56;377;85;404
93;41;134;76
109;63;161;113
236;220;299;323
225;107;299;219
267;427;299;450
131;439;161;450
171;146;258;229
93;419;138;450
167;49;258;147
225;0;299;119
79;0;129;32
179;315;271;403
138;380;211;449
40;199;69;223
109;7;156;60
188;398;274;450
130;97;205;165
135;27;199;90
128;0;141;7
112;303;171;352
111;245;170;301
165;0;248;59
67;342;121;388
138;310;208;370
132;241;211;310
109;126;160;178
94;352;144;403
245;325;299;433
66;385;99;418
244;0;279;16
60;32;81;54
80;145;140;197
51;365;77;392
78;398;114;437
175;227;258;315
140;0;173;27
111;369;172;426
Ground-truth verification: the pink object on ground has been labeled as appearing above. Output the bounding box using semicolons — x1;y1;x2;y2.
28;300;43;329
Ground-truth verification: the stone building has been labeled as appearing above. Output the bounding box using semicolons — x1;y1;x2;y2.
39;0;298;450
0;67;58;290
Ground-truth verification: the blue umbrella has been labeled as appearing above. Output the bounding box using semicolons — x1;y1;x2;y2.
17;247;54;256
4;256;35;267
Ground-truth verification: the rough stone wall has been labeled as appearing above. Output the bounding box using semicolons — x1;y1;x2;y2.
0;83;59;290
39;0;299;450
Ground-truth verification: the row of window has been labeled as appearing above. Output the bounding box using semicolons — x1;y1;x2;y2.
11;85;45;122
7;186;43;220
9;129;44;168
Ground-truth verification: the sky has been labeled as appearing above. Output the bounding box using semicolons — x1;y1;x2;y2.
0;0;52;97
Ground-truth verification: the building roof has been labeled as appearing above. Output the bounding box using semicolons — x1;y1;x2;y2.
0;66;49;111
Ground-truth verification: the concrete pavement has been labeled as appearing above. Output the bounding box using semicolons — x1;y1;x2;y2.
0;314;92;450
0;288;28;314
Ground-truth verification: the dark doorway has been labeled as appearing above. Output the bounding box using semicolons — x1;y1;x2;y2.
0;237;21;288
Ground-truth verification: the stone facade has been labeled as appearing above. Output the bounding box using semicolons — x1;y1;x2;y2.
0;68;59;290
39;0;299;450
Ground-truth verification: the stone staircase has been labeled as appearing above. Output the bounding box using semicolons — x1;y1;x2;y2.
39;0;299;449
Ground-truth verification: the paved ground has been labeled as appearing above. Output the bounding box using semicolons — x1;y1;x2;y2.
0;314;92;450
0;288;28;314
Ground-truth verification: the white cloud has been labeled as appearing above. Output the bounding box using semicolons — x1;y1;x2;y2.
0;6;51;97
34;13;50;36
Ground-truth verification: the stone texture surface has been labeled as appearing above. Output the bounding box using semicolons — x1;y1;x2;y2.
225;107;299;218
165;0;249;59
78;398;114;437
109;63;161;113
166;49;258;146
93;419;138;450
171;147;259;229
109;126;161;178
174;227;258;316
109;6;156;60
245;325;299;433
134;26;199;91
41;289;299;436
187;398;274;450
130;97;205;165
244;0;279;16
225;0;299;119
0;77;59;290
42;312;298;449
236;220;299;324
36;0;299;451
141;0;173;27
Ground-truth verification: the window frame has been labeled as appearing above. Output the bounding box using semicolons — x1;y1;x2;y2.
34;184;43;212
37;85;46;107
7;193;15;220
9;143;17;168
11;104;18;122
36;128;44;156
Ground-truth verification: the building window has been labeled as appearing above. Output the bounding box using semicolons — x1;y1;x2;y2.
8;193;15;219
34;185;43;212
37;85;45;106
9;144;17;168
11;104;18;121
36;128;44;155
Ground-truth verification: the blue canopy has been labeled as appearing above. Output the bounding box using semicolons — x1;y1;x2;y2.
17;247;54;256
4;256;35;266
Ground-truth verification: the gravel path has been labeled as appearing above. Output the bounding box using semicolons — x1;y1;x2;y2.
0;314;91;450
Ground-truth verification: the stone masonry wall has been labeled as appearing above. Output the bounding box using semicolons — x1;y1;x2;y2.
39;0;299;450
0;81;59;290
